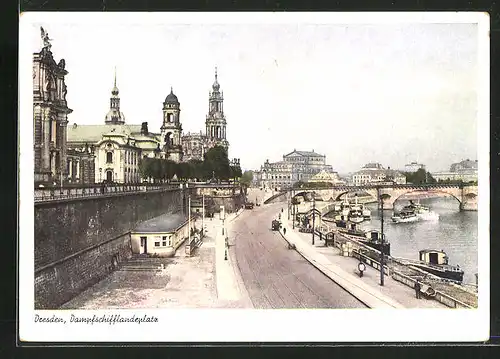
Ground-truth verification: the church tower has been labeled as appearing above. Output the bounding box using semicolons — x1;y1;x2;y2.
161;87;183;162
205;67;229;151
104;68;126;125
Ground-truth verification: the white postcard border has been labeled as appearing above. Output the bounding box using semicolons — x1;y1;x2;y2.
19;11;490;343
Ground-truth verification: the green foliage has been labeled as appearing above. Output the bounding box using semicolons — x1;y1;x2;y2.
240;170;253;186
137;146;238;183
404;168;436;184
204;145;231;180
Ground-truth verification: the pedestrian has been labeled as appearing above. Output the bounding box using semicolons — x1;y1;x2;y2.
415;281;421;299
283;227;287;236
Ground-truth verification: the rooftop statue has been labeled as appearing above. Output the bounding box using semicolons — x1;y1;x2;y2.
40;27;52;50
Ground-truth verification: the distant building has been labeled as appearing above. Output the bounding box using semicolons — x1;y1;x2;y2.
352;163;406;186
450;159;478;172
431;159;478;183
405;161;426;173
67;73;172;184
181;68;230;161
257;149;335;190
308;170;345;185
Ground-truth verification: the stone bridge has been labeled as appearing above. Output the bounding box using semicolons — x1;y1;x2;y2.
279;184;478;211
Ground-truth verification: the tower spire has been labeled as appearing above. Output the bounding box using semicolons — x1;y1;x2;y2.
215;66;218;81
114;66;117;87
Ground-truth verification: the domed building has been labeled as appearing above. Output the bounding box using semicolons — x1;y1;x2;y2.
67;69;170;184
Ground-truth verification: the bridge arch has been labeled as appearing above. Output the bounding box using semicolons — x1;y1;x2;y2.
391;189;463;209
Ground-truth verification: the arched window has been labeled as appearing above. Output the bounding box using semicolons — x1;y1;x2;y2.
106;152;113;163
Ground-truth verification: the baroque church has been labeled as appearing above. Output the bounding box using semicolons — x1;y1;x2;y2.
33;27;231;185
182;67;229;161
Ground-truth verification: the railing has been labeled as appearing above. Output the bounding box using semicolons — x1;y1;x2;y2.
34;184;179;203
34;182;242;203
288;183;477;191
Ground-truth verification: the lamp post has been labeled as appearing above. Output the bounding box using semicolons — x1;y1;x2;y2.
99;168;102;182
312;195;316;245
188;192;191;247
378;187;385;287
202;193;205;237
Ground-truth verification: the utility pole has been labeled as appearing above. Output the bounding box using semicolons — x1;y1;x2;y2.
379;189;385;287
202;194;205;238
312;196;316;245
188;192;192;246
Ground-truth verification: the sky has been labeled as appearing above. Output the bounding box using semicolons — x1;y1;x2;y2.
26;14;483;174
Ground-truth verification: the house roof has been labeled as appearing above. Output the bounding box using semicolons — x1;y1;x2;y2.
67;124;142;143
132;212;188;233
284;149;324;158
310;170;338;181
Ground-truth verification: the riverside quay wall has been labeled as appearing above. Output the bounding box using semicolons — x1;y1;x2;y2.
34;187;190;309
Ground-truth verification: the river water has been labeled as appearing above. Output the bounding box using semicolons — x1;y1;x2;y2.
358;197;478;284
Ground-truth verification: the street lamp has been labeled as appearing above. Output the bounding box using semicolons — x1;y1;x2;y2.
312;195;316;245
358;261;366;278
378;187;386;287
99;168;102;182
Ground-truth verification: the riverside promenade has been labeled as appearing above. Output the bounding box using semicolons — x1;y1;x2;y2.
278;207;446;309
61;209;252;309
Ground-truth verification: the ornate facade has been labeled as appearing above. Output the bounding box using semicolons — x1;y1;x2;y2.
351;163;406;185
256;150;335;190
33;27;95;185
66;72;178;183
182;68;230;161
160;88;183;163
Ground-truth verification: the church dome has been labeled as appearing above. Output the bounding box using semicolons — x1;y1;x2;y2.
164;87;179;105
212;78;220;92
105;108;126;124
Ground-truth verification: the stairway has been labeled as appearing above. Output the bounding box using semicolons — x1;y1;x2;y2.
117;254;172;272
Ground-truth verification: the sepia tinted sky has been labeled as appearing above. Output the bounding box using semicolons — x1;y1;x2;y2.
25;14;483;173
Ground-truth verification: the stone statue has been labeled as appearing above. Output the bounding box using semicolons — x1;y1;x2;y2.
58;59;65;69
40;27;52;50
62;83;67;101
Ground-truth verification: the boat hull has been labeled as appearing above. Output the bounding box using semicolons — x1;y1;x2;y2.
391;216;419;223
411;264;464;283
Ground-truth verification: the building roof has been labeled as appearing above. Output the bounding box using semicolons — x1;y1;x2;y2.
164;88;179;104
309;170;338;181
362;162;384;169
284;149;324;158
67;124;143;143
133;212;188;233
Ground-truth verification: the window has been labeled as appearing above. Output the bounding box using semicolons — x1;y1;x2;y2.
168;237;172;246
106;152;113;163
162;240;167;246
155;241;160;247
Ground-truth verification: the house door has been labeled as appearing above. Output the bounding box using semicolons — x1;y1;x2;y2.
140;236;147;254
106;171;113;182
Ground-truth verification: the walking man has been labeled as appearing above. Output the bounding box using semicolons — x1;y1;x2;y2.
415;281;422;299
283;227;287;236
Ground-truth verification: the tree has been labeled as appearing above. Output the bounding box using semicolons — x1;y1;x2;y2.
240;170;253;187
229;165;243;181
204;145;231;180
139;157;155;181
188;159;204;181
404;168;436;184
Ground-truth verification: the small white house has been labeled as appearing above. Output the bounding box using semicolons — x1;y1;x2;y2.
131;213;190;257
